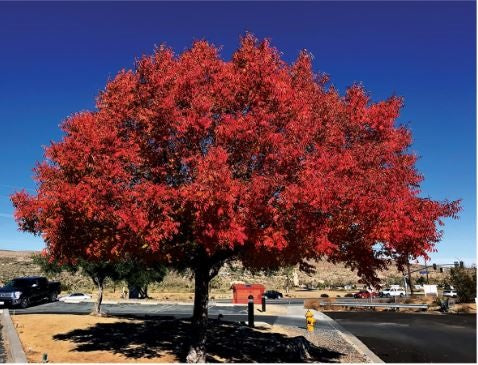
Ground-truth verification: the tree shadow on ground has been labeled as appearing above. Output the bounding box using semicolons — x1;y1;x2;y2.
53;317;343;362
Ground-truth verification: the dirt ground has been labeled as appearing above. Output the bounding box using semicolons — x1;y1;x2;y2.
11;314;355;363
12;314;178;363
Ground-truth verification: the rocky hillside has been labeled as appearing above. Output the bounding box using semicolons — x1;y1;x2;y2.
0;250;451;292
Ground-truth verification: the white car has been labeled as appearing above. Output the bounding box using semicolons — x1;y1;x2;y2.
59;293;91;302
379;287;405;297
443;289;458;298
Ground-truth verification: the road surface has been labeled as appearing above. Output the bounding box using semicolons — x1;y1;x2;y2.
328;311;476;363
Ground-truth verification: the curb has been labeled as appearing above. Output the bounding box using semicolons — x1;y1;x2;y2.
317;312;384;363
1;309;27;363
79;299;192;305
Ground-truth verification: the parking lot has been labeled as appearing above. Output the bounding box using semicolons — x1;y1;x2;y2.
10;301;246;317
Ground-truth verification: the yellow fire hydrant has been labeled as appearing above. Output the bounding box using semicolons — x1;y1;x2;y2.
305;309;316;332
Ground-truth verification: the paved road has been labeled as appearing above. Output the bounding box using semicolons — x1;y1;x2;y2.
328;311;477;363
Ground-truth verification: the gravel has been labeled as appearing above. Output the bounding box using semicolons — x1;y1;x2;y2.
271;324;370;363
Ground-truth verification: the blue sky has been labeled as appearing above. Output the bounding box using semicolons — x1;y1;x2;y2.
0;1;475;265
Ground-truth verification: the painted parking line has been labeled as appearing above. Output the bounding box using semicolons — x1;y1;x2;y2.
156;304;176;312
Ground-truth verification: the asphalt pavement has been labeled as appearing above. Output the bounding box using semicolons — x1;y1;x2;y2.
327;311;477;363
10;301;245;317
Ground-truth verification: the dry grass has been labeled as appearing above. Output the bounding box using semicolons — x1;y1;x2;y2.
303;295;448;313
449;303;477;314
304;298;333;311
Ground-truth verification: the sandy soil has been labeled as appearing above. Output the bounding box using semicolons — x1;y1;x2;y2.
11;314;177;363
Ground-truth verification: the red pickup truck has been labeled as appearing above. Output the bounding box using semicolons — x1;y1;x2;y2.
353;290;378;299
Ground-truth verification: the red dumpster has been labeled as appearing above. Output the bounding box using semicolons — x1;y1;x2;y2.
232;283;265;304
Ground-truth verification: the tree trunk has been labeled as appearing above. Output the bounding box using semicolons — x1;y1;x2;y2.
93;276;105;315
186;263;211;363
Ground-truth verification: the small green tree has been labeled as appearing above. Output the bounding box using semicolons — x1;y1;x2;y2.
416;276;426;285
283;266;295;293
79;260;121;314
449;267;476;303
33;253;123;315
116;260;167;298
32;253;72;275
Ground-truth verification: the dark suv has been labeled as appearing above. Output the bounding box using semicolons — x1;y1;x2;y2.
264;290;283;299
0;276;61;308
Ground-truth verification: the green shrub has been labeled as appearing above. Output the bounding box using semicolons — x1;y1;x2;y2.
449;267;476;303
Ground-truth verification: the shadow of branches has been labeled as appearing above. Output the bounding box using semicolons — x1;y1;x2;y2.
53;317;343;362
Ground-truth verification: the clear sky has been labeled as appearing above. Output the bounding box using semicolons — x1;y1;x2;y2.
0;1;475;265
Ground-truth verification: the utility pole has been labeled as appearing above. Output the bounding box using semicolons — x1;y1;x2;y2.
406;256;414;295
424;258;429;284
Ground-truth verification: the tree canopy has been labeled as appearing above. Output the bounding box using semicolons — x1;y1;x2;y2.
12;34;460;361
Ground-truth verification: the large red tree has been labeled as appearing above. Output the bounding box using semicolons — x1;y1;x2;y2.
12;35;459;362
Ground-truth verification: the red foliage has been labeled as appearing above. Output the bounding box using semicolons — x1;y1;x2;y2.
12;34;460;284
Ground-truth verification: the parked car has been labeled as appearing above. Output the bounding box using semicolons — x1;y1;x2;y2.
0;276;61;308
353;290;378;299
443;289;458;298
264;290;283;299
379;287;406;297
59;293;91;302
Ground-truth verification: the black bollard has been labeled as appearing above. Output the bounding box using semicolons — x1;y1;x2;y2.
248;295;254;328
262;294;266;312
